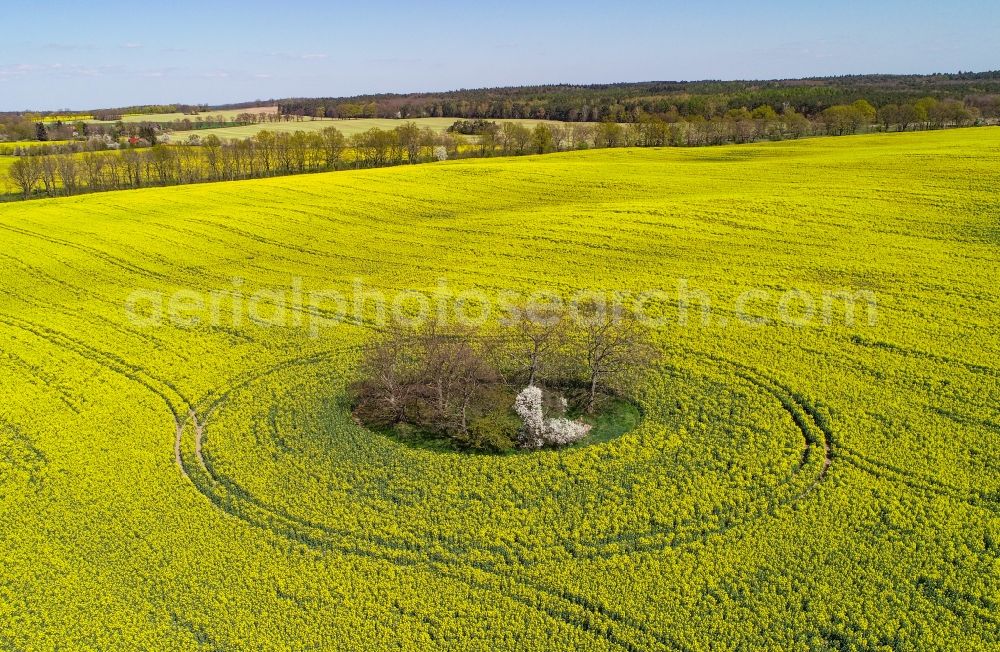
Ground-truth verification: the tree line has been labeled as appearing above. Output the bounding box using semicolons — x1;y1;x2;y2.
4;98;990;201
3;125;458;199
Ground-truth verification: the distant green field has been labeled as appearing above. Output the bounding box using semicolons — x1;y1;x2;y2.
88;106;279;125
166;117;578;141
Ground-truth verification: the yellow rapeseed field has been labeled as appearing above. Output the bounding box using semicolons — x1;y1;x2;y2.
0;128;997;650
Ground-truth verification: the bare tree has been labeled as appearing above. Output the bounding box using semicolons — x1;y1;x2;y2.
56;156;80;194
148;145;177;185
445;338;499;435
351;306;658;450
531;123;555;154
7;157;42;198
351;128;398;167
497;122;517;155
510;123;533;154
594;121;623;148
573;304;658;412
509;306;567;386
202;135;223;179
81;152;106;191
121;148;143;188
103;152;124;190
354;325;497;437
288;131;309;172
418;127;440;160
273;133;293;174
353;330;421;426
38;156;58;196
305;132;326;171
478;122;500;156
177;146;203;184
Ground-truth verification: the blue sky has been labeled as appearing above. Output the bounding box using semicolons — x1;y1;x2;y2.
1;0;997;110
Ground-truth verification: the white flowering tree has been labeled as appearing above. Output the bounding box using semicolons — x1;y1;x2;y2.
513;385;591;448
513;385;546;447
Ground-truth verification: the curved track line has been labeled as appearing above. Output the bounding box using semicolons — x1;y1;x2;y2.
178;355;684;651
837;444;999;513
171;348;841;649
0;310;830;652
181;410;675;652
183;348;834;563
0;320;666;650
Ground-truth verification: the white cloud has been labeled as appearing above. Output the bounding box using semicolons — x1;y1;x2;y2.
262;50;330;61
0;63;56;80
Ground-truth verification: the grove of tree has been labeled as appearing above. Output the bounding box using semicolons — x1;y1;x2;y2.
351;306;656;452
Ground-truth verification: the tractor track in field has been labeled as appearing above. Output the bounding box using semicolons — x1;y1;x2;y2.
164;345;836;652
0;317;683;651
0;314;192;423
0;223;169;283
6;310;993;649
180;346;834;563
179;405;682;652
163;342;845;644
558;354;836;560
836;444;1000;514
175;349;691;652
686;351;1000;514
1;349;83;415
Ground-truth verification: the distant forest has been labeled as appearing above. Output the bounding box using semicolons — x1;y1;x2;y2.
3;72;1000;125
269;72;1000;122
